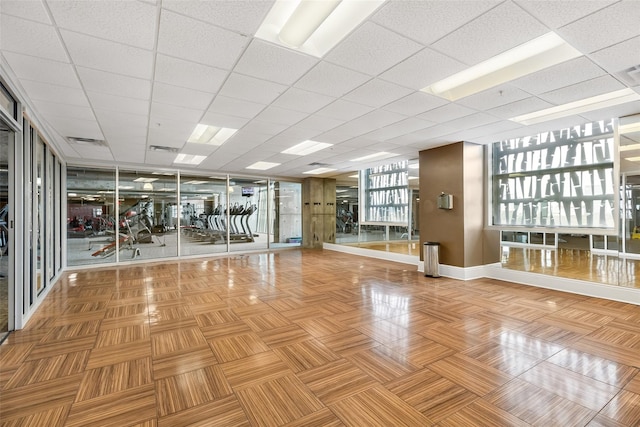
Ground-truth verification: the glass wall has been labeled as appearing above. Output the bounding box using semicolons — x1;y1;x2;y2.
229;177;268;252
0;122;12;337
270;181;302;249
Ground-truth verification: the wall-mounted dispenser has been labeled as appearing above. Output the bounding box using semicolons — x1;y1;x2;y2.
437;192;453;210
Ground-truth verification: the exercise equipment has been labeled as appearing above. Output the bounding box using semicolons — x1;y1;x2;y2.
182;202;257;244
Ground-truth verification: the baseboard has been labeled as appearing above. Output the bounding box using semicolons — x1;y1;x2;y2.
323;243;420;267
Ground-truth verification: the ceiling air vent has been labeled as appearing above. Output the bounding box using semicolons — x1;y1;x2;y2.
308;162;329;166
618;65;640;86
66;136;108;147
149;145;179;153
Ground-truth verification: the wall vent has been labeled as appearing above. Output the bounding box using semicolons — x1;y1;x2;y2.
149;145;179;153
308;162;329;166
618;65;640;85
66;136;107;147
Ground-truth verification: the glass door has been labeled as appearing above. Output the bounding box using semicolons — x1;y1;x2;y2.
0;122;13;338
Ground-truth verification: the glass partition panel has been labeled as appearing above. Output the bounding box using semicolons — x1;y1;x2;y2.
336;184;359;244
180;174;228;256
270;180;302;249
0;125;12;336
35;136;44;293
117;170;178;261
229;177;268;252
67;167;116;266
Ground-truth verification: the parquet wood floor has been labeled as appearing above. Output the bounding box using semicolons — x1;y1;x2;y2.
1;249;639;426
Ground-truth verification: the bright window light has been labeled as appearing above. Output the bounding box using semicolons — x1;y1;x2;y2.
303;167;336;174
187;124;237;146
174;154;207;165
422;32;582;101
348;174;359;178
256;0;386;58
408;176;419;180
246;161;281;170
351;152;396;162
620;144;640;152
510;89;640;125
282;140;333;155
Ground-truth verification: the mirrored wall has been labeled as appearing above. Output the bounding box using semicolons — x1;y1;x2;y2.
67;167;302;266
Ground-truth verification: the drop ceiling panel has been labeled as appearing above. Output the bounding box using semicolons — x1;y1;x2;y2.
218;73;287;105
152;82;214;110
1;15;68;61
538;75;626;105
70;144;114;161
94;108;148;130
199;112;249;130
431;1;548;65
294;62;371;98
325;22;423;76
102;125;147;142
147;127;189;148
254;106;308;127
271;88;335;114
442;112;499;131
20;80;90;107
382;92;449;116
590;36;640;74
364;117;435;142
148;109;197;134
486;97;555;119
110;145;145;164
46;116;103;140
60;30;153;79
514;0;615;29
145;150;178;166
372;0;500;45
48;0;157;49
157;10;248;70
239;120;288;137
379;47;467;90
579;100;640;122
3;52;80;88
0;0;52;24
77;67;151;100
558;1;640;54
294;114;344;133
154;54;227;93
343;79;413;108
234;39;318;85
162;0;273;35
417;103;477;123
316;100;374;121
511;56;606;95
455;84;531;110
32;100;96;122
87;91;150;116
207;95;266;119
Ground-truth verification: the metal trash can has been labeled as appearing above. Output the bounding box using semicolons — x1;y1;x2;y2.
424;242;440;277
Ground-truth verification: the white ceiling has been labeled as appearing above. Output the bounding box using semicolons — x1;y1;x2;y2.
1;0;639;179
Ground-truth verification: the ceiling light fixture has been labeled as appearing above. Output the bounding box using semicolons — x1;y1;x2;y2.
303;167;336;175
619;121;640;134
510;88;640;125
133;177;158;183
282;140;333;156
625;156;640;162
422;32;582;101
350;152;396;162
255;0;386;57
187;124;238;146
174;154;207;165
246;161;281;170
619;144;640;152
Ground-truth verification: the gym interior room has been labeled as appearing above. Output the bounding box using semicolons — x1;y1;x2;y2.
1;1;640;426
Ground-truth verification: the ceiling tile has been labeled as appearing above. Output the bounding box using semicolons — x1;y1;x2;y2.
87;91;150;116
417;103;477;123
431;1;548;65
294;62;371;97
77;66;151;100
511;56;606;95
382;92;449;115
486;97;555;119
0;0;52;24
343;79;413;108
456;84;531;110
240;120;288;137
1;14;68;61
157;10;249;70
255;106;308;127
514;0;615;29
154;54;227;93
218;73;287;105
110;144;146;164
538;75;626;105
48;0;157;49
152;81;214;110
380;47;466;90
149;102;203;123
20;79;90;107
316;100;374;121
145;149;179;165
373;0;500;45
558;2;640;53
234;39;318;85
579;100;640;122
72;144;114;161
199;112;249;130
325;22;423;76
94;108;148;130
271;87;335;114
3;51;80;88
32;100;95;121
147;127;189;148
441;112;500;130
207;95;266;119
294;114;344;133
162;0;273;34
45;116;103;140
363;117;435;141
60;30;153;79
590;36;640;74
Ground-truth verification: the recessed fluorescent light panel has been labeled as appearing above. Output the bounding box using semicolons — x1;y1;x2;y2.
422;32;582;101
619;144;640;152
303;167;336;175
174;154;207;165
351;152;396;162
282;140;333;156
625;156;640;162
187;124;238;146
246;161;281;170
255;0;386;57
510;89;640;125
133;177;158;183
